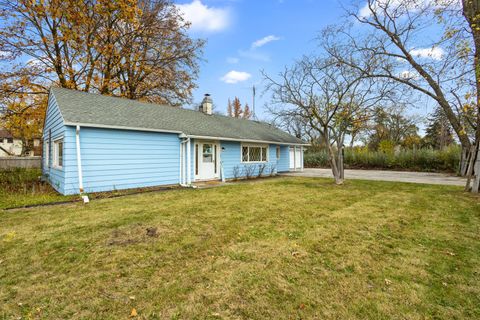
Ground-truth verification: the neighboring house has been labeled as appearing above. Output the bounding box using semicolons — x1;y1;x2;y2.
43;88;306;195
0;129;41;157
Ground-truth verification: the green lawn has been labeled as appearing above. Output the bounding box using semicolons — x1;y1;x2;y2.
0;168;74;209
1;177;479;319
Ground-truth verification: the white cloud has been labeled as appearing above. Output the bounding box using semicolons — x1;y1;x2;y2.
0;50;11;59
176;0;230;32
226;57;239;64
399;70;420;79
409;47;444;60
26;58;44;68
251;35;281;49
220;70;251;84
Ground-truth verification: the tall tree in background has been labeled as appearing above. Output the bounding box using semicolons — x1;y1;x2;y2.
424;106;455;149
232;97;242;118
367;106;420;150
226;97;252;119
227;98;233;117
243;103;252;119
0;0;204;139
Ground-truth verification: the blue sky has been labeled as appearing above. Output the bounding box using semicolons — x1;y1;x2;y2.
175;0;343;119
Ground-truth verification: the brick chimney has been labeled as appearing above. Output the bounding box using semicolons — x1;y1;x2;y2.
200;94;212;115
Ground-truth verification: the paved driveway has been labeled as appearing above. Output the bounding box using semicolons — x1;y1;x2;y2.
282;168;466;186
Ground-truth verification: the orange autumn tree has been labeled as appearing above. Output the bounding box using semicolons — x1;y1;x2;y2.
227;97;252;119
0;0;204;141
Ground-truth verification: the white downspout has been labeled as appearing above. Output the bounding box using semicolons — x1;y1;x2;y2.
179;138;188;186
75;125;88;202
186;137;191;185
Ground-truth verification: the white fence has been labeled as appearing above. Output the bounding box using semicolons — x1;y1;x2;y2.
0;156;41;169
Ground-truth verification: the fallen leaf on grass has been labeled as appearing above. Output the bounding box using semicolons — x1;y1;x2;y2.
130;308;138;317
384;278;392;286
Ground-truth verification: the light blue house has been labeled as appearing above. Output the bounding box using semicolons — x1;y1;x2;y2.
43;88;306;195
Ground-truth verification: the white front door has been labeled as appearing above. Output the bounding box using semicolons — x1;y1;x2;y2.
195;141;220;180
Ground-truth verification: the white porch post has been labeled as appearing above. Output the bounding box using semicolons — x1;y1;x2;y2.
294;146;297;172
300;146;304;171
187;138;191;185
179;141;184;185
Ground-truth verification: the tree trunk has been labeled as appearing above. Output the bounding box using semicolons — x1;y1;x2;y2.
465;142;480;192
327;144;344;184
462;0;480;192
460;146;471;176
472;146;480;192
338;146;345;180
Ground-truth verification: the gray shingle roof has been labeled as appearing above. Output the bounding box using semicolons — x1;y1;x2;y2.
51;87;305;145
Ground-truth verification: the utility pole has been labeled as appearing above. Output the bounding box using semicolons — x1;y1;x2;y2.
252;85;256;119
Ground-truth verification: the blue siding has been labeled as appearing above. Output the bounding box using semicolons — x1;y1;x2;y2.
42;93;66;194
220;141;282;179
43;91;300;195
64;127;181;195
277;146;290;172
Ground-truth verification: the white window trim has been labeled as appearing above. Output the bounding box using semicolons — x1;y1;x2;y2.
241;144;269;163
52;138;64;169
276;146;281;160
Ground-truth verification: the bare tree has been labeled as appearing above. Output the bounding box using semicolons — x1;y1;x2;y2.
328;0;479;191
264;54;391;184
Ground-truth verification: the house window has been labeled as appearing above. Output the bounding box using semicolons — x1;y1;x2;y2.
241;144;268;163
276;146;281;159
203;144;213;163
0;138;3;143
53;139;63;168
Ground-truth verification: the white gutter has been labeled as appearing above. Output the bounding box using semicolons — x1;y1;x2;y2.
64;122;183;135
185;134;310;146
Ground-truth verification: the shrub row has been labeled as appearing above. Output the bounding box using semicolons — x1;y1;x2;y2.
304;145;461;173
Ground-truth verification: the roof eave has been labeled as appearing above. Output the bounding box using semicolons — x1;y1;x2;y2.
186;134;309;146
63;122;183;135
63;122;309;145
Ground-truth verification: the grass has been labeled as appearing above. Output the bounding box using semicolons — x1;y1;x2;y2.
0;168;73;209
0;168;179;209
1;177;479;319
305;145;461;173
